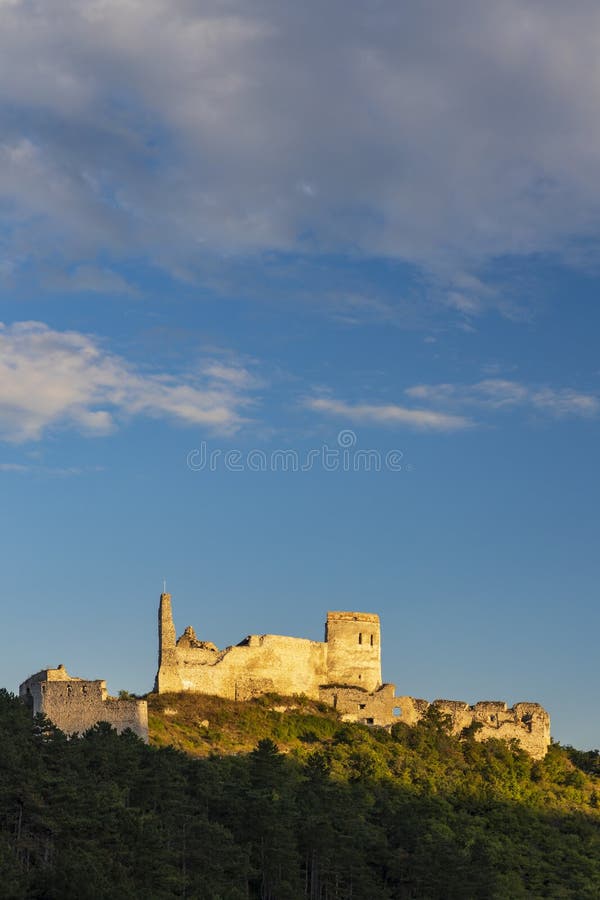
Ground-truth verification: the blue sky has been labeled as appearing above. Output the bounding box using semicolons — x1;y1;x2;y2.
1;0;599;748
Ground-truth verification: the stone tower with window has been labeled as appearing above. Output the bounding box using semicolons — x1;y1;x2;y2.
324;611;381;691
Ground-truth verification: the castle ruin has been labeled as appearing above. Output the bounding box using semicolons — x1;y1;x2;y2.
155;593;382;698
154;593;551;759
20;665;148;742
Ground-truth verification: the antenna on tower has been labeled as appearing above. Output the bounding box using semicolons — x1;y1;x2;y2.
163;578;167;594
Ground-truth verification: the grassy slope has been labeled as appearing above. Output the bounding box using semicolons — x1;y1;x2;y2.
148;691;600;816
148;691;341;756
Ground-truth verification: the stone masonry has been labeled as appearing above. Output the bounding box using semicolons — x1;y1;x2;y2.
154;593;551;759
155;593;381;698
394;696;550;759
20;665;148;742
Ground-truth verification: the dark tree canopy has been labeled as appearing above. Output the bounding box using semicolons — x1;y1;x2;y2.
1;688;599;899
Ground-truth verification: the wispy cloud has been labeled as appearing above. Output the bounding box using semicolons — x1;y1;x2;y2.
45;266;139;296
0;461;104;476
304;377;599;434
405;380;600;419
304;397;471;432
326;292;418;328
201;361;261;389
0;322;259;442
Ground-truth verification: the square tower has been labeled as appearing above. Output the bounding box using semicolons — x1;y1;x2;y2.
325;611;381;691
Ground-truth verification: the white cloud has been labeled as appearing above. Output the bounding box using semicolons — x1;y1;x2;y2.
526;388;599;418
305;396;471;431
201;361;260;389
305;377;599;434
0;321;257;442
2;1;600;291
405;380;600;418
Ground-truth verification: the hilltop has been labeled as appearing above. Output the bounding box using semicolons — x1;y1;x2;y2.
148;691;599;811
148;691;341;756
154;597;550;759
1;688;600;898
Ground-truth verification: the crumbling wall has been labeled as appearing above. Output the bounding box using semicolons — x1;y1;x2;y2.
394;696;550;759
467;701;551;759
319;683;399;726
20;666;148;742
174;634;329;700
155;595;383;699
393;695;431;726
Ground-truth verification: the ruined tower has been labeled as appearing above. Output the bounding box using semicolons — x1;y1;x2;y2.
154;592;183;693
20;665;148;741
325;611;382;692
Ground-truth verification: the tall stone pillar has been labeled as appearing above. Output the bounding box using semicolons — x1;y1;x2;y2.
154;593;183;693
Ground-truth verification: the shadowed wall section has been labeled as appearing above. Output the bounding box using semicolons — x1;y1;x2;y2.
20;665;148;742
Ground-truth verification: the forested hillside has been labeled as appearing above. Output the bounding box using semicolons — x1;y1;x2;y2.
1;688;599;899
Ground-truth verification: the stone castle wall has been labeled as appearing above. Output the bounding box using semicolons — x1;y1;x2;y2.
175;634;328;700
316;689;550;758
154;594;382;699
319;683;399;726
153;593;550;759
395;696;551;759
20;666;148;742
